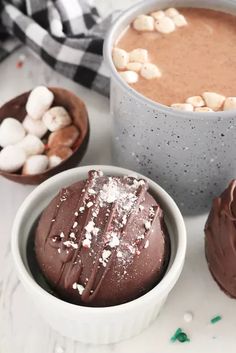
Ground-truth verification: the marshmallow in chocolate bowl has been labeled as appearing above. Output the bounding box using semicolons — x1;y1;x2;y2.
205;180;236;298
35;170;170;307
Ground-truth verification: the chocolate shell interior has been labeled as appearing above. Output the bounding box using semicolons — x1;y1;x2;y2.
0;87;89;185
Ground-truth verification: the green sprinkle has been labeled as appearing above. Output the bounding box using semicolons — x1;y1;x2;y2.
170;328;182;342
211;315;222;324
170;328;190;343
177;332;190;343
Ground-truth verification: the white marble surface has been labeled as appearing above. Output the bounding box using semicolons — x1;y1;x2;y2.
1;1;236;352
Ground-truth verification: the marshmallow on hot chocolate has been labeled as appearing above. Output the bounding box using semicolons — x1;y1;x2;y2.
126;62;142;72
47;146;73;168
186;96;205;107
0;118;25;147
195;107;213;112
202;92;225;111
173;14;188;27
171;103;194;111
48;125;79;149
165;8;179;18
150;11;165;20
112;48;129;70
23;115;48;138
0;145;26;172
223;97;236;111
140;63;161;79
133;15;155;32
23;155;48;175
129;49;148;64
26;86;54;120
155;16;176;34
42;106;72;132
17;134;45;156
119;71;139;84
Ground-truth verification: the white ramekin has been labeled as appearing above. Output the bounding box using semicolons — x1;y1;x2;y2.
11;165;186;344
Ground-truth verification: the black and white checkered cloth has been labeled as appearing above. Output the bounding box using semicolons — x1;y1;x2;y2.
0;0;111;96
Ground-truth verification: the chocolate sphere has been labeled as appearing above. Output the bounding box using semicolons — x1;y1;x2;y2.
205;180;236;298
35;170;170;307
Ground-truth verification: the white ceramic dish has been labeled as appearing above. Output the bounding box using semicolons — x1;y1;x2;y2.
11;165;186;344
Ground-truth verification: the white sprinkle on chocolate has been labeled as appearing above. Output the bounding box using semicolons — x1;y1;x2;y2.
85;220;95;233
72;282;85;295
69;232;76;239
87;202;93;208
73;221;78;229
109;233;120;248
139;205;144;211
144;221;151;230
79;206;85;212
88;188;96;195
60;232;64;238
144;240;149;249
74;211;79;216
117;250;123;258
82;238;91;248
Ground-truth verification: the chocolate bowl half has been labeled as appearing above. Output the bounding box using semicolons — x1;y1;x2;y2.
0;87;89;185
11;165;186;344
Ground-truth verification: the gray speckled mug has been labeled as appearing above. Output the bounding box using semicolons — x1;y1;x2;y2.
104;0;236;214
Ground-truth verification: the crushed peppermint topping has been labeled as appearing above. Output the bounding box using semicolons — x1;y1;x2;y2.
88;188;96;195
85;221;95;233
73;221;78;229
79;206;85;212
72;282;85;295
60;232;64;238
82;238;91;248
139;205;144;211
108;232;120;248
74;211;79;216
144;221;151;230
57;248;61;253
69;232;76;239
102;249;111;260
87;202;93;208
117;250;123;258
63;240;78;249
144;240;150;249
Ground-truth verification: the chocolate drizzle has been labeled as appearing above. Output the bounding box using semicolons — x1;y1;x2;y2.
205;180;236;298
35;170;170;306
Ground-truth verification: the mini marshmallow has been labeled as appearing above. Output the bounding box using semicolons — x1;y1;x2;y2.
165;8;179;18
23;115;48;138
17;134;45;156
173;14;188;27
129;48;148;64
22;155;48;175
112;48;129;70
119;71;139;84
202;92;225;111
0;145;26;172
26;86;54;120
47;146;73;168
140;63;161;79
223;97;236;111
48;155;62;168
150;10;165;20
155;16;176;34
186;96;205;107
133;15;154;32
42;106;72;132
195;107;214;112
126;62;142;72
171;103;194;111
0;118;25;147
48;125;79;149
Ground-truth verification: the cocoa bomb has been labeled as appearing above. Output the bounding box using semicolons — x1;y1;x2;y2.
35;170;170;307
205;180;236;298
